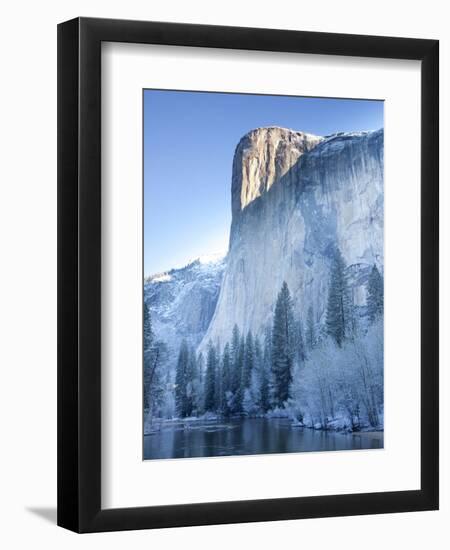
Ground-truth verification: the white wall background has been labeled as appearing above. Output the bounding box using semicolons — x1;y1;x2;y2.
0;0;447;548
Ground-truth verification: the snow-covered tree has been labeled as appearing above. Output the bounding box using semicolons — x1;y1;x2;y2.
289;318;384;430
261;327;272;412
143;303;167;421
214;342;222;413
353;319;383;427
254;336;263;370
254;337;264;410
242;330;254;392
143;302;154;410
229;325;244;413
294;318;306;364
184;346;203;417
326;248;351;347
175;339;189;417
145;339;168;421
143;301;153;352
221;343;232;416
230;324;241;393
271;281;295;406
191;373;204;417
172;340;204;418
249;366;262;414
289;362;305;423
197;352;205;385
204;341;218;412
243;387;259;416
160;387;176;419
235;335;245;412
259;365;270;413
367;264;384;322
306;305;316;352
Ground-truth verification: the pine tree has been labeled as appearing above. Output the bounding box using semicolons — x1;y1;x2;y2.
191;350;203;416
197;352;204;385
243;388;257;416
175;340;189;417
259;367;270;413
306;305;316;351
295;319;306;364
249;336;263;414
235;336;245;412
271;281;295;407
145;340;167;420
242;330;254;391
204;341;217;412
230;325;240;388
230;325;243;413
262;326;272;412
143;301;153;353
326;248;351;347
254;335;263;369
143;303;166;416
367;264;384;322
221;343;232;416
214;343;222;413
143;302;154;409
183;346;199;418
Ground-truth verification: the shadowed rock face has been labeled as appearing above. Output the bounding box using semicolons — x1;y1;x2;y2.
199;127;384;351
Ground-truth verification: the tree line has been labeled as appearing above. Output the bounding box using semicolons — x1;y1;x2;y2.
144;248;384;430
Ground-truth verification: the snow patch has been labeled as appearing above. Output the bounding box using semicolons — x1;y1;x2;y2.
196;251;227;265
150;273;172;283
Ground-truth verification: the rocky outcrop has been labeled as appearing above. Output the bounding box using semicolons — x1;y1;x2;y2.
231;127;323;215
199;127;384;351
144;254;225;355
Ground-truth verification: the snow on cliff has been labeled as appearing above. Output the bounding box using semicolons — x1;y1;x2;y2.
144;253;226;356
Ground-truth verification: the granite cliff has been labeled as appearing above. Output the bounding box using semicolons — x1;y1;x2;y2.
199;126;383;350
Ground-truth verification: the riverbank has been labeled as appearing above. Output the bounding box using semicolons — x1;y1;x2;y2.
143;417;384;460
145;413;384;437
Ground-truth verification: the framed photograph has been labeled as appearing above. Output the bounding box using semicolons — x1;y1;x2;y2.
57;17;439;532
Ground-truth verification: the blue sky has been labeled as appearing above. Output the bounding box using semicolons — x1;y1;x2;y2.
144;90;383;275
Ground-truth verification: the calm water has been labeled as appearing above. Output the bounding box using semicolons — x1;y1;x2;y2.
143;418;383;460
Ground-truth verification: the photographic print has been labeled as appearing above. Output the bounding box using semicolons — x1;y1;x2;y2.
143;90;384;460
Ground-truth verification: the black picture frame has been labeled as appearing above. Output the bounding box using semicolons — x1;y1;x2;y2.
57;17;439;533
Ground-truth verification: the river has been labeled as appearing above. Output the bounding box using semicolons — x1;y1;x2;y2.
143;417;383;460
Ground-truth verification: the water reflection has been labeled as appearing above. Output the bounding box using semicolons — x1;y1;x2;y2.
143;418;383;460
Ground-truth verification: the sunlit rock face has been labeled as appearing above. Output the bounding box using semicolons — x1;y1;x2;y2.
199;127;384;351
231;127;324;214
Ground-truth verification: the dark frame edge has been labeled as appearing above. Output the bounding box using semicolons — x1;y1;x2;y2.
57;17;81;533
420;39;439;511
82;488;437;533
